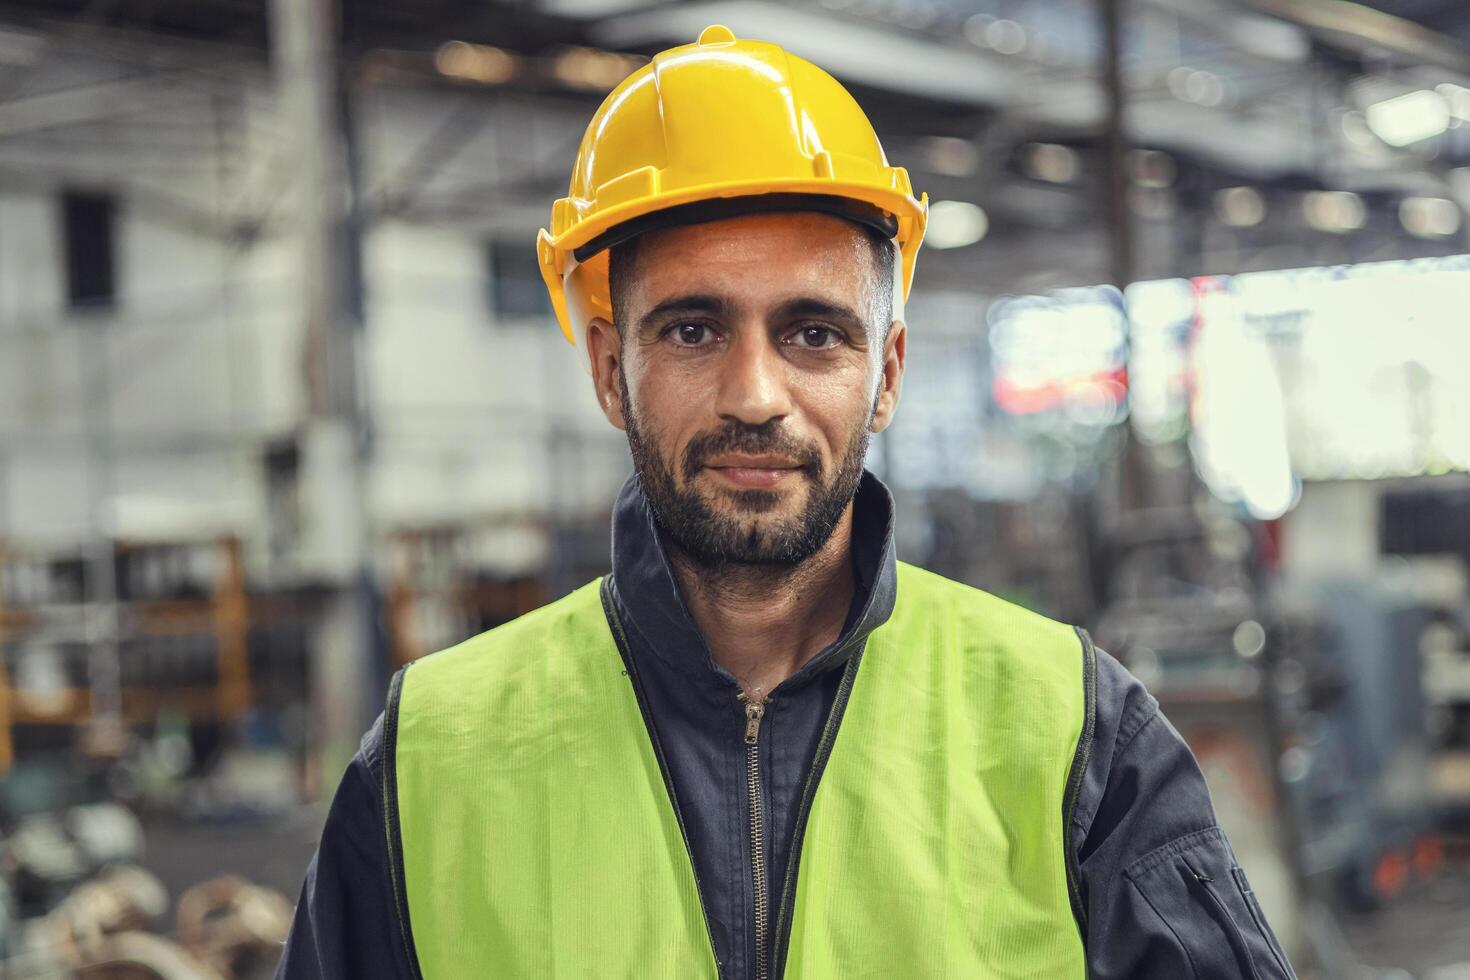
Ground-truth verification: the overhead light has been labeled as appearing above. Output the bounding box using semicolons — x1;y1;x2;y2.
963;14;1026;54
1023;143;1078;184
434;41;518;85
962;13;994;46
926;200;988;249
1184;70;1225;107
919;136;979;178
1399;197;1461;238
1303;190;1365;233
552;46;646;92
1215;186;1266;227
1365;89;1450;147
986;19;1027;55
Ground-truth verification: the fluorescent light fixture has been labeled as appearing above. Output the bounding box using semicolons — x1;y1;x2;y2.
1024;143;1078;184
1303;190;1365;233
1365;89;1450;147
1215;186;1266;228
552;46;646;92
920;136;979;178
435;41;519;84
926;200;988;249
1399;197;1462;238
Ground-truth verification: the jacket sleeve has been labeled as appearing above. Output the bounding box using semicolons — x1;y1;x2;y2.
275;713;416;980
1075;648;1297;979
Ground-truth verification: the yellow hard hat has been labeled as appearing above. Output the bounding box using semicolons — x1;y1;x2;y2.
536;24;929;344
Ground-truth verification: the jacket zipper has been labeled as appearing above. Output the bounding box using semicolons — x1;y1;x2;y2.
740;693;771;980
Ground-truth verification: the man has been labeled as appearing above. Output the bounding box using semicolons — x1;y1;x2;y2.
278;25;1296;980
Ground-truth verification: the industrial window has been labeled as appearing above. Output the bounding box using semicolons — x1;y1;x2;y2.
61;190;117;310
486;238;551;320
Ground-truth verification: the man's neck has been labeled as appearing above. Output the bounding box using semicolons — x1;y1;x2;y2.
668;506;856;703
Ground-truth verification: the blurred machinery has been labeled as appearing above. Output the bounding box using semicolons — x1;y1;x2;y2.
1093;508;1306;947
1382;483;1470;826
0;800;291;979
1093;487;1454;976
1421;607;1470;754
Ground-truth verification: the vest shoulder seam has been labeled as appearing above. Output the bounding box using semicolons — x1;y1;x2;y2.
382;664;426;980
1063;625;1098;942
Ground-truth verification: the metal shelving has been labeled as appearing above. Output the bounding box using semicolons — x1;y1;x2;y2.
0;537;254;771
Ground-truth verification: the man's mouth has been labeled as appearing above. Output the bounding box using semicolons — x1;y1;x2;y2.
704;454;804;490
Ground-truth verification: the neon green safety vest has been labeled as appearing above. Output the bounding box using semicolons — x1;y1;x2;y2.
383;562;1095;978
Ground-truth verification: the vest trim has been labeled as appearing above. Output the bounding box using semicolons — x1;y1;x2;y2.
599;577;726;975
382;663;425;980
1062;626;1099;938
769;651;862;978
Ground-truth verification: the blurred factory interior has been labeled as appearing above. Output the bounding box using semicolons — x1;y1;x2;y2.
0;0;1469;975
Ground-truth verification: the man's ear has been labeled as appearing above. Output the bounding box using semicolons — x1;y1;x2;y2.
869;319;905;433
585;316;627;430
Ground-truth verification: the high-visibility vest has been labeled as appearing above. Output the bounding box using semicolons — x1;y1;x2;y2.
384;561;1092;978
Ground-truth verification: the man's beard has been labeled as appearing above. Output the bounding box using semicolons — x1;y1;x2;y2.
621;370;871;569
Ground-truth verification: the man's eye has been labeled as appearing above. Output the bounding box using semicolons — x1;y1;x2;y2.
791;326;840;349
671;322;713;346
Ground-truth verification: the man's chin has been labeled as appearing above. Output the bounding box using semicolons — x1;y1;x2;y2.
693;480;804;518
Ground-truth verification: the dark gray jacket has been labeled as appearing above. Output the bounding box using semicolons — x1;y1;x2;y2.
277;472;1296;979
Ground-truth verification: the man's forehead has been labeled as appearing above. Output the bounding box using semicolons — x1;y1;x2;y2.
639;211;869;266
627;211;876;299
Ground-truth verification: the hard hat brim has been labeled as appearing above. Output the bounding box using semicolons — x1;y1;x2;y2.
570;192;902;264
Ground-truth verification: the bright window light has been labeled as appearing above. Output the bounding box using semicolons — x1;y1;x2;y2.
1365;89;1451;147
926;200;989;249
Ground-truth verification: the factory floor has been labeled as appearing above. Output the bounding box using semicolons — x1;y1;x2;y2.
1341;843;1470;979
139;810;320;979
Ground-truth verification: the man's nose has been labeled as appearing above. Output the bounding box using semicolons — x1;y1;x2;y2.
713;328;793;427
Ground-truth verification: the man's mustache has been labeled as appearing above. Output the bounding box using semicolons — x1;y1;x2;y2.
681;422;823;482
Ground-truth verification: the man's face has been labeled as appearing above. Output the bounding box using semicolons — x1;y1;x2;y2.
586;212;906;568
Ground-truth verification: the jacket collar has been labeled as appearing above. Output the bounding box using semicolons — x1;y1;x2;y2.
607;469;898;697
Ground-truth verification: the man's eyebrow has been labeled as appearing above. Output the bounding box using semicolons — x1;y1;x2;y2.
772;297;870;337
636;294;731;334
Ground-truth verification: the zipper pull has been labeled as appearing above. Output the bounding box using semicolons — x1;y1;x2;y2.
744;700;765;745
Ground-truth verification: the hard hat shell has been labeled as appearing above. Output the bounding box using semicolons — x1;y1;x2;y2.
536;24;929;344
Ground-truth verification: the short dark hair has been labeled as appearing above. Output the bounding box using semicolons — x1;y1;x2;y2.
606;218;895;344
